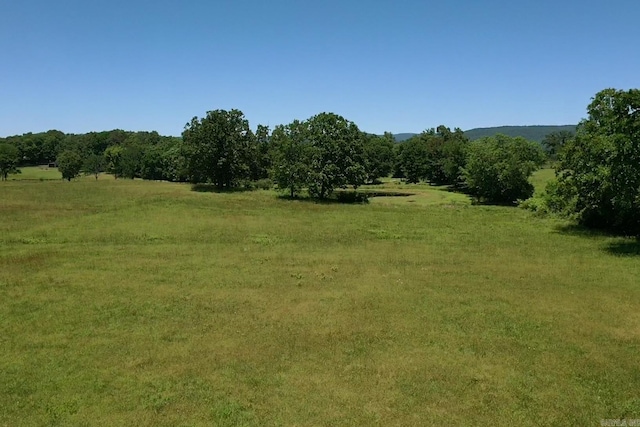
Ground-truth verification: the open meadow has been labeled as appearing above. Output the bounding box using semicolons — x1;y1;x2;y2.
1;169;640;426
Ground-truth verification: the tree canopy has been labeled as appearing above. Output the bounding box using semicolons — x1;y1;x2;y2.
553;88;640;236
57;150;83;181
182;109;254;189
306;113;366;199
398;126;469;186
542;130;574;160
270;120;311;198
0;143;20;180
363;132;395;184
464;134;545;204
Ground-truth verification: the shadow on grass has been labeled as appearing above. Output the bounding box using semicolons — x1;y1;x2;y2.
605;240;640;257
277;190;417;205
469;199;519;207
276;194;344;205
439;185;517;206
554;223;640;257
554;223;611;238
276;193;369;205
360;191;415;198
191;184;253;193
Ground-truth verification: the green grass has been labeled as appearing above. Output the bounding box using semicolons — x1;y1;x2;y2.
1;174;640;426
6;166;112;181
7;166;63;181
530;168;556;196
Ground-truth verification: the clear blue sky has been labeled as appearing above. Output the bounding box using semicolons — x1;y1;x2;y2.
1;0;638;137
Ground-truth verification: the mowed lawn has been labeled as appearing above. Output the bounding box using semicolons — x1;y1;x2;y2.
1;172;640;426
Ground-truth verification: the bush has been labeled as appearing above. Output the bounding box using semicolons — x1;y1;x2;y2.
518;197;547;215
464;135;545;204
519;178;579;218
253;178;274;190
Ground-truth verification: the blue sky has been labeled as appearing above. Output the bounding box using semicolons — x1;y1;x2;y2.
1;0;638;136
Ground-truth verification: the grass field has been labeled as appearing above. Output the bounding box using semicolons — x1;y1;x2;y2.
1;169;640;426
6;165;63;181
530;168;556;195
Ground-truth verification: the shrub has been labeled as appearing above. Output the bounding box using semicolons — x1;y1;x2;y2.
464;135;545;204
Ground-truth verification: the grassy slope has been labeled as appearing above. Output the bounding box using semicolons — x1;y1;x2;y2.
1;174;639;426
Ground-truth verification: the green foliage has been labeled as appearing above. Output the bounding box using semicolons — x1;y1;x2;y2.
541;130;574;160
554;88;640;236
270;121;311;198
392;143;406;178
363;132;395;183
1;130;65;165
139;138;188;182
398;126;468;186
429;126;469;186
140;145;165;181
120;145;144;179
161;143;189;182
103;145;124;179
57;150;83;181
399;134;430;183
252;178;274;190
83;154;104;180
464;134;545;204
0;143;20;180
464;125;577;143
306;112;366;199
249;124;271;181
391;133;417;142
182;109;253;189
519;179;572;216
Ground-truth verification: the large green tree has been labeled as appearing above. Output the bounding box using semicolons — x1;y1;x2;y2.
464;134;545;204
554;88;640;236
120;144;144;179
182;109;253;189
432;126;469;187
83;153;104;180
306;113;366;199
57;150;83;181
0;143;20;180
270;120;311;198
104;145;124;178
398;126;468;186
399;133;431;183
542;130;574;160
249;124;271;181
363;132;395;183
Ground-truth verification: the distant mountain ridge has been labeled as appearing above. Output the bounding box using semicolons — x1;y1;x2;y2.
392;125;577;143
392;133;418;142
463;125;577;143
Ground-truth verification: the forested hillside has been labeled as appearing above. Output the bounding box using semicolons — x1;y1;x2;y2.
463;125;577;142
393;125;577;143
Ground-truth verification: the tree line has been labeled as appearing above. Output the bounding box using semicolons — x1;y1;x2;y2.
532;88;640;237
0;111;547;204
2;88;638;236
